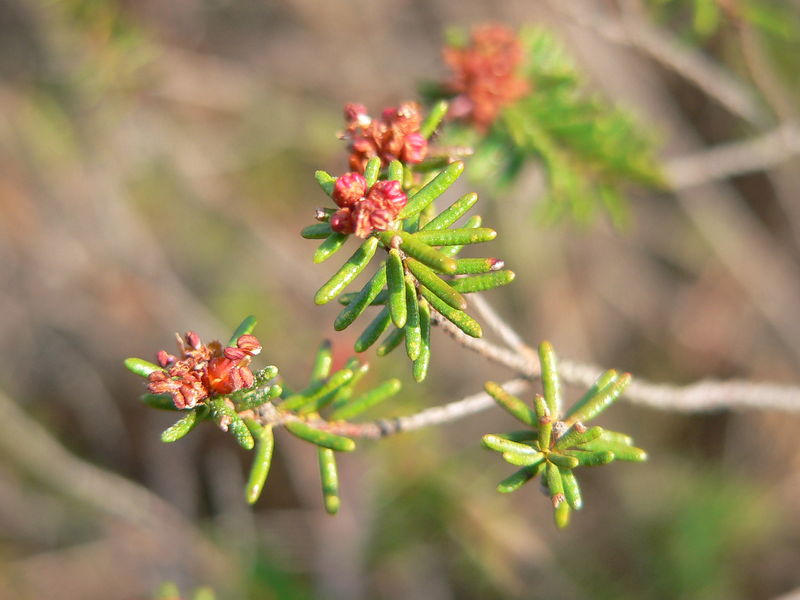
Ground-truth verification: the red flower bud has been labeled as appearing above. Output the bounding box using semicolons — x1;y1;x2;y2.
367;180;407;213
330;208;355;234
223;347;248;362
401;132;428;164
186;331;201;350
236;334;262;356
156;350;176;368
332;172;367;208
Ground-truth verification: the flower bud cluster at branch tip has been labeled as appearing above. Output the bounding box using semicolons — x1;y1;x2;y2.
443;24;528;131
147;332;262;409
341;102;429;172
330;174;408;238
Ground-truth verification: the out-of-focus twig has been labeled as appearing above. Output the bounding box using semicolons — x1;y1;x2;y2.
665;122;800;189
549;0;766;125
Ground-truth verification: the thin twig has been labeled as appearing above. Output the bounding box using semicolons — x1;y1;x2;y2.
665;122;800;189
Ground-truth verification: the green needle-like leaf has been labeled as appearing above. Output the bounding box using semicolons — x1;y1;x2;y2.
334;264;387;330
496;463;545;493
412;227;497;246
554;425;603;450
338;289;388;306
419;286;482;338
600;430;634;445
420;100;449;139
484;382;538;427
376;326;405;356
564;369;617;421
547;453;579;469
315;237;378;304
399;160;465;219
329;359;369;411
403;276;422;360
539;341;562;416
387;250;407;328
560;467;582;510
406;257;466;310
378;231;457;274
497;430;539;443
124;358;163;378
578;439;647;462
364;156;381;187
534;394;552;450
554;501;571;529
482;433;540;455
546;461;564;502
413;299;431;382
387;159;403;183
449;270;515;293
421;192;478;231
564;449;616;466
301;223;333;239
311;340;333;382
245;425;274;504
315;170;336;196
331;378;402;420
439;215;482;258
453;258;505;274
229;383;282;411
284;421;356;452
281;369;354;413
502;451;547;467
314;232;349;264
227;315;257;346
161;408;203;443
318;448;340;514
141;393;176;411
355;307;392;353
209;399;254;450
564;372;631;426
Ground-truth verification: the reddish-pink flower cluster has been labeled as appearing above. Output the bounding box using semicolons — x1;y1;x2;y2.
341;102;429;172
329;172;408;238
443;24;529;131
147;331;262;409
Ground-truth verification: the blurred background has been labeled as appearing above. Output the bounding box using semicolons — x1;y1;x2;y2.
1;0;800;598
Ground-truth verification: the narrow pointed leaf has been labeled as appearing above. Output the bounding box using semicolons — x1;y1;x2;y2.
539;341;562;416
313;232;348;264
578;439;647;462
534;394;552;450
284;420;356;452
124;358;163;378
453;258;505;274
600;430;634;445
440;215;482;257
564;372;631;426
420;286;482;338
377;326;405;356
387;159;403;183
547;453;579;469
227;315;257;347
420;100;448;138
546;461;564;501
560;467;582;510
406;257;466;310
254;365;279;385
209;399;254;450
161;408;202;442
412;227;497;246
318;448;340;514
334;264;387;330
449;270;515;293
364;156;381;187
421;192;478;231
496;463;545;493
564;449;616;466
311;340;333;382
386;250;407;328
554;425;603;451
502;450;546;467
329;359;369;410
301;223;333;239
398;160;465;219
141;393;177;411
281;369;354;413
484;381;537;427
554;501;571;529
565;369;618;421
315;170;336;196
245;425;274;504
315;237;378;304
378;231;457;274
497;429;539;443
355;307;392;353
404;276;421;360
413;299;431;382
482;433;539;455
338;289;388;306
230;383;283;411
331;378;402;420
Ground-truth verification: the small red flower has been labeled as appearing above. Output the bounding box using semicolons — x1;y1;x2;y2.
146;331;261;409
443;24;529;131
341;101;429;172
333;172;367;208
327;174;408;238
